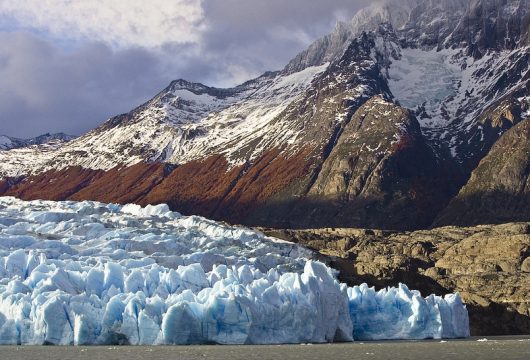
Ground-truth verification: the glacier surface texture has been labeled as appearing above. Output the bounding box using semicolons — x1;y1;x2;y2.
0;197;469;345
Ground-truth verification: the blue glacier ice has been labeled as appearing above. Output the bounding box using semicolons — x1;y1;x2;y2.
0;197;469;345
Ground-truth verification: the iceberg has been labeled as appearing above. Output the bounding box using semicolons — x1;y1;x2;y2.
0;197;469;345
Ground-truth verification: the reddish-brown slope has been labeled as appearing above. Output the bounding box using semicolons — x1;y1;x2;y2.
141;155;245;217
3;167;104;201
0;148;317;226
142;147;315;222
0;179;12;194
213;147;315;222
70;162;167;204
1;163;168;205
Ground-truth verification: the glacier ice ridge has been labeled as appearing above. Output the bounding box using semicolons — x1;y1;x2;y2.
0;197;469;345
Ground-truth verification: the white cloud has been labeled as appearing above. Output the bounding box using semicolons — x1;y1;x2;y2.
0;0;206;48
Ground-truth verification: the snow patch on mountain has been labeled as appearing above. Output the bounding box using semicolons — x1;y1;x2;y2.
0;136;14;150
456;47;530;125
388;47;461;128
174;63;329;166
519;95;530;118
136;82;246;127
387;42;530;161
0;64;328;177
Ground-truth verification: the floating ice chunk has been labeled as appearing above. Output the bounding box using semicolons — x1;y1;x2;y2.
204;292;251;344
178;264;209;293
301;261;353;342
124;269;144;293
437;293;470;339
0;316;18;344
347;283;469;340
28;211;75;224
5;249;27;278
86;268;104;297
0;234;36;248
36;293;74;345
121;203;174;218
162;302;203;344
74;312;100;346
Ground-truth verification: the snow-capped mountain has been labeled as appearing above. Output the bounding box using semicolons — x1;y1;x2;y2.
0;133;75;151
0;0;529;230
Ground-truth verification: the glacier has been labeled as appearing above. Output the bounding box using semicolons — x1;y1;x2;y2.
0;197;469;345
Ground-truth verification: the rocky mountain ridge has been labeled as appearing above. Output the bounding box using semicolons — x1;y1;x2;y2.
0;133;74;151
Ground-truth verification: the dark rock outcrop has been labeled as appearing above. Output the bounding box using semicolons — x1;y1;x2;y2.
447;0;530;52
435;119;530;226
292;97;458;230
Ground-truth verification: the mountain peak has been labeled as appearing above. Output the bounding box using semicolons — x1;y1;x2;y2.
164;78;246;100
351;0;418;35
0;132;75;151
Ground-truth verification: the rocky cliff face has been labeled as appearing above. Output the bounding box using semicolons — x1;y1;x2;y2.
435;117;530;226
447;0;530;52
0;0;529;230
262;222;530;336
294;96;456;230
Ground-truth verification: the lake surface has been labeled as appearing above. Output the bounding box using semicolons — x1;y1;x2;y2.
1;337;529;360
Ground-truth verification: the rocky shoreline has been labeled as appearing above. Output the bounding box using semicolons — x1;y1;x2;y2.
261;222;530;336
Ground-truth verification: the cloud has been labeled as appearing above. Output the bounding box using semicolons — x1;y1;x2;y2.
0;32;175;137
0;0;371;138
0;0;205;48
197;0;371;85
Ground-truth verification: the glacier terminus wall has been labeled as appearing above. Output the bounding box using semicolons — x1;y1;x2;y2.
0;197;469;345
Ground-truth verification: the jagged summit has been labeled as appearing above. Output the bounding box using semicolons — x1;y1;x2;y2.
283;20;354;74
351;0;420;33
286;0;529;75
165;79;244;99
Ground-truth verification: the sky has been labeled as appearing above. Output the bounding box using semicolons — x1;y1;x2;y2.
0;0;370;138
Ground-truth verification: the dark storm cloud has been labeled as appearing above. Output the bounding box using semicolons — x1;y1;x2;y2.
0;1;370;138
0;32;176;137
196;0;370;84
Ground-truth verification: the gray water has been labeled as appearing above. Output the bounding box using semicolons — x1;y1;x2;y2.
1;337;529;360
